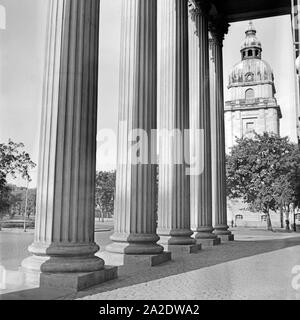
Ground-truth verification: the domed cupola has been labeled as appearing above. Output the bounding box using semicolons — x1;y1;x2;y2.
241;21;262;60
228;21;275;89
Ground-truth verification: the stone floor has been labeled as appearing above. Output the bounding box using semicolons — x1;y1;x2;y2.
1;227;300;300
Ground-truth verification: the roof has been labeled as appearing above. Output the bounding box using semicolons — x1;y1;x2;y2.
229;59;274;87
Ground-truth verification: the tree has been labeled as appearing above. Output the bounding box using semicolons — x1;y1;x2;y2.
226;133;300;231
0;141;36;228
0;140;36;191
7;186;37;218
0;185;12;230
26;188;37;217
7;186;24;218
95;171;116;221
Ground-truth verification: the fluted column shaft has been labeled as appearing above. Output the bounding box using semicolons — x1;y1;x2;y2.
22;0;103;273
210;18;232;236
189;2;216;239
189;9;200;232
209;33;217;227
107;0;163;255
157;0;194;245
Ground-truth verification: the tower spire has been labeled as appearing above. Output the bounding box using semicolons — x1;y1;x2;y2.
241;20;262;60
246;20;256;35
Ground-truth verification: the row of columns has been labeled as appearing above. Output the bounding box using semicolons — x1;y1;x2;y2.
22;0;232;290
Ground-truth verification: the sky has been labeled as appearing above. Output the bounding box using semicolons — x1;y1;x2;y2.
0;0;298;188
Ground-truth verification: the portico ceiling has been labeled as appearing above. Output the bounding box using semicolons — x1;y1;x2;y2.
212;0;291;22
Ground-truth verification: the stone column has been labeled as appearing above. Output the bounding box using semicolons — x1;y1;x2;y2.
157;0;199;255
209;17;234;241
101;0;170;268
188;6;200;234
189;1;219;246
21;0;117;291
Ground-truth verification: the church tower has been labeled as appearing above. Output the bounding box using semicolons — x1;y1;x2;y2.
225;21;282;153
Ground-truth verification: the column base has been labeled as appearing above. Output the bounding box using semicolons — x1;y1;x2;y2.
158;234;201;256
23;242;104;273
97;251;171;271
20;242;115;291
213;225;234;241
194;237;221;248
194;226;218;241
39;267;117;292
108;233;164;255
217;234;234;242
20;262;117;292
158;229;196;246
161;244;201;256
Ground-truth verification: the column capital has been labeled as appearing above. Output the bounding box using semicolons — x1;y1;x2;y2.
208;15;230;46
189;0;212;20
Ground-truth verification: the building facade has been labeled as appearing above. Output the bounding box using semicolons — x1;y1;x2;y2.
225;22;282;153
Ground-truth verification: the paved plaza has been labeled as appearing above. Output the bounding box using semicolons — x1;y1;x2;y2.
0;220;114;271
1;226;300;300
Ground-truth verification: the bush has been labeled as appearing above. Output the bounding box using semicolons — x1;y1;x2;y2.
0;220;35;229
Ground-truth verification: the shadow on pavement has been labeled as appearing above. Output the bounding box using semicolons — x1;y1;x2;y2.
69;235;300;300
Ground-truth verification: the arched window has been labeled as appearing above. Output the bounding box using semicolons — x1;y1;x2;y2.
248;50;253;57
0;5;6;30
245;88;255;100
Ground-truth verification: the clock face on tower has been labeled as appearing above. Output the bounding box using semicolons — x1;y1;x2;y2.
245;73;254;82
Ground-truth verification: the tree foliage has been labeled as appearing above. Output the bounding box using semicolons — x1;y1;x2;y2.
0;141;36;221
0;185;37;221
0;140;36;191
226;133;300;230
0;185;12;215
95;171;116;219
9;186;37;218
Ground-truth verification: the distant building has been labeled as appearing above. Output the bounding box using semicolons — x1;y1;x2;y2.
225;21;282;153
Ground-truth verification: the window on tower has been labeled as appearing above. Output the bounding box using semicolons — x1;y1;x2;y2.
248;50;253;57
246;122;255;132
243;120;256;138
245;88;255;100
